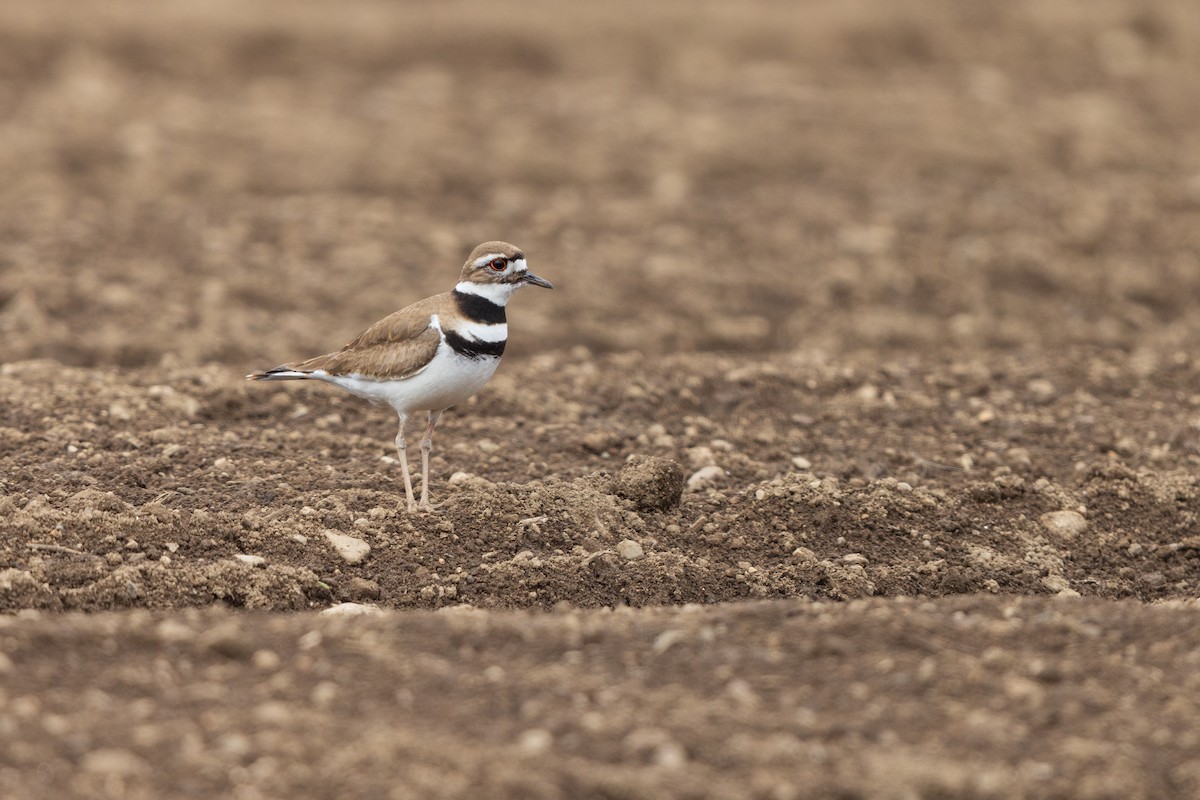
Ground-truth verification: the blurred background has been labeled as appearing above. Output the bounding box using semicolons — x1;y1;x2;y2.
0;0;1198;368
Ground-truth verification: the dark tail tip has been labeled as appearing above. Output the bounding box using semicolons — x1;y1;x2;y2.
247;366;309;382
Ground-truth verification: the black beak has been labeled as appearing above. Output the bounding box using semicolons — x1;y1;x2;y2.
523;272;554;289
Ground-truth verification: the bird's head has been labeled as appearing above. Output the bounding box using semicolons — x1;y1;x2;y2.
455;241;553;305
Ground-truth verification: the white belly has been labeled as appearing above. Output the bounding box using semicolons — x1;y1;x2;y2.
318;348;500;416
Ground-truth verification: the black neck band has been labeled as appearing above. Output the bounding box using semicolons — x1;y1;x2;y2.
453;290;506;325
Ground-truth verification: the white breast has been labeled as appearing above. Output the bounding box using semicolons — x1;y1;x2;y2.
318;343;501;416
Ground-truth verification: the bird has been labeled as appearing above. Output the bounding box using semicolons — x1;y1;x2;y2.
247;241;553;512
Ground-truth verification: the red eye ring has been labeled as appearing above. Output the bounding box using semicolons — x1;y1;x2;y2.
489;258;507;271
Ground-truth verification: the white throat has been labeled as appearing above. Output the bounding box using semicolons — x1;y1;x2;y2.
455;280;519;307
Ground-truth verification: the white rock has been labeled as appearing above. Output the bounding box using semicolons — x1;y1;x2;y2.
1027;378;1057;401
320;602;383;617
233;554;266;568
1039;510;1088;540
686;446;716;469
322;530;370;564
686;465;725;491
518;728;553;755
791;456;812;470
616;540;645;560
1041;575;1080;596
652;629;687;655
447;471;493;489
107;402;133;421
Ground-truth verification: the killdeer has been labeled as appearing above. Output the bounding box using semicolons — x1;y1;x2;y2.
247;241;553;511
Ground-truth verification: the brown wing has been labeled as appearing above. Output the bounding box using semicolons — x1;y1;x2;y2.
288;295;445;380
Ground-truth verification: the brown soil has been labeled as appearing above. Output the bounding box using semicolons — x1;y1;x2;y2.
3;1;1200;797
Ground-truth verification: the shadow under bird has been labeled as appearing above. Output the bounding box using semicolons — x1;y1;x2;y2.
247;241;553;511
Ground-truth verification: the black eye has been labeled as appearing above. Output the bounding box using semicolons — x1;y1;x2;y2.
489;258;507;271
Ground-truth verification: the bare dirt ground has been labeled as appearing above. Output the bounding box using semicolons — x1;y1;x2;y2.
3;0;1200;797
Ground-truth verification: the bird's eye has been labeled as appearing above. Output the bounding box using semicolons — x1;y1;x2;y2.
489;258;507;271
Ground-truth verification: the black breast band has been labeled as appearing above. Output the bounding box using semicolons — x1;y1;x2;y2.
444;330;506;359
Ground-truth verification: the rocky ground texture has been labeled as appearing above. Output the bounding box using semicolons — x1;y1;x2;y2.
3;0;1200;797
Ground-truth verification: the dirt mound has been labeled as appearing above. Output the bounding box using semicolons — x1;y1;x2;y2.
3;350;1199;616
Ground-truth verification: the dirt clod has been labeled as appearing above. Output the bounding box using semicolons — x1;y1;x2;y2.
344;577;383;601
613;455;685;512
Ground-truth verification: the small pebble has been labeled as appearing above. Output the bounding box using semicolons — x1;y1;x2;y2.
320;602;384;617
1041;575;1079;596
519;728;553;755
233;554;266;568
686;465;725;491
616;540;645;560
323;531;371;564
447;471;493;489
687;446;716;469
251;650;282;670
1139;572;1166;589
1027;379;1057;402
107;402;133;421
1039;510;1088;540
1007;447;1033;467
791;547;818;563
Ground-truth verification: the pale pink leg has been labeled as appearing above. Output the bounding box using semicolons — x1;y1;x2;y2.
394;414;417;512
418;410;442;510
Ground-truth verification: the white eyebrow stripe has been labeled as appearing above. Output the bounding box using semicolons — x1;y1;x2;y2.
472;253;508;267
510;258;528;273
